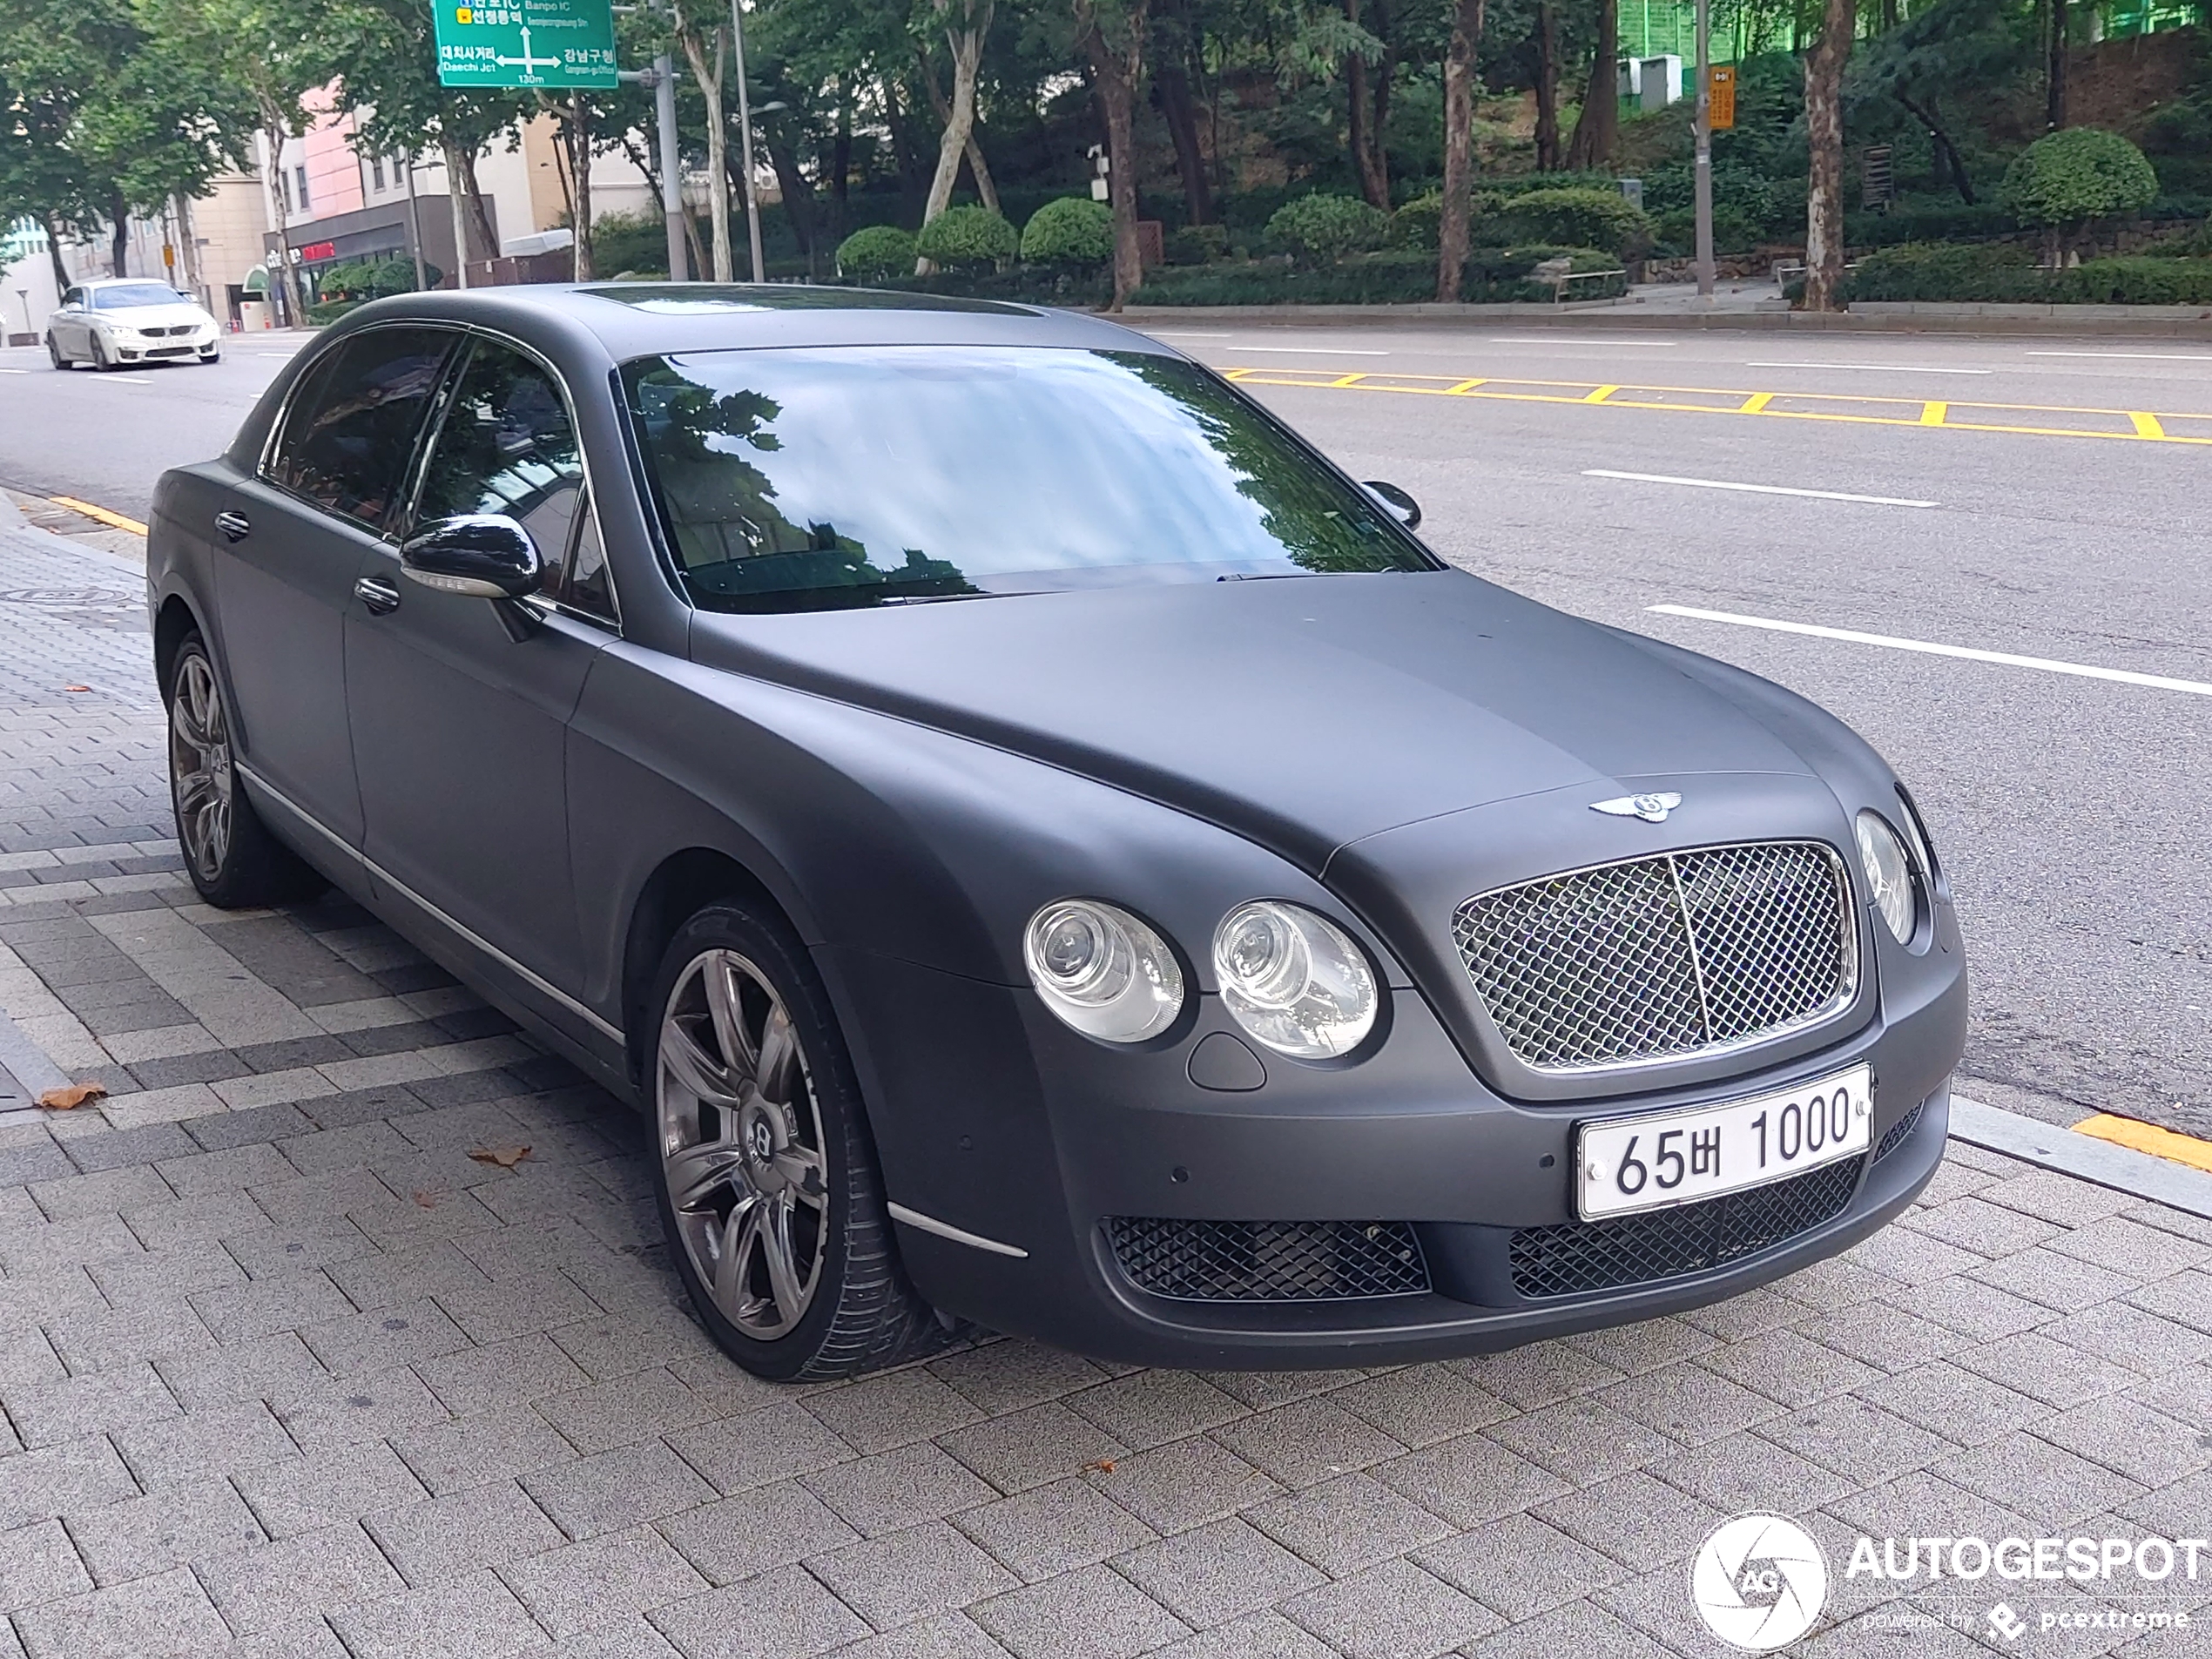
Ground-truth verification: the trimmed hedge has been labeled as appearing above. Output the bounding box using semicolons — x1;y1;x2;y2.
1266;192;1391;266
915;205;1018;269
1133;246;1626;307
837;224;916;282
2001;129;2159;231
1487;187;1653;261
1844;242;2212;305
1021;197;1114;266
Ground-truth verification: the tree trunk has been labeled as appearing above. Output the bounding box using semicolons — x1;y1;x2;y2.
1346;0;1392;210
457;149;498;270
1563;0;1617;169
921;9;993;254
442;138;473;289
263;121;308;320
1898;95;1973;204
883;78;933;219
2045;0;2068;130
1080;1;1149;310
569;95;594;280
109;190;131;279
1436;0;1486;300
40;214;70;300
919;47;1002;216
174;193;206;301
1801;0;1856;311
1153;56;1213;224
680;24;733;280
764;135;823;278
831;92;853;237
1534;0;1561;170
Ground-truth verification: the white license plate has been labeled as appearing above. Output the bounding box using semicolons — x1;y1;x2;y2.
1575;1064;1872;1221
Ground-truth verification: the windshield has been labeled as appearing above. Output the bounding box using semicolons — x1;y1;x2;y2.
94;283;191;310
620;345;1436;614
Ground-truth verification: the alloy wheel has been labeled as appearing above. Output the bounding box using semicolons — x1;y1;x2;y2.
657;948;829;1339
169;652;234;882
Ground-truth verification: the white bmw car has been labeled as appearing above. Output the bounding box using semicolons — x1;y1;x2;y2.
47;279;222;369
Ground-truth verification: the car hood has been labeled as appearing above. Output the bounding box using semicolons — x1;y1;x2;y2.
93;305;208;328
687;569;1820;871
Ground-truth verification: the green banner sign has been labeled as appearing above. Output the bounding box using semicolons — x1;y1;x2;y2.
433;0;619;88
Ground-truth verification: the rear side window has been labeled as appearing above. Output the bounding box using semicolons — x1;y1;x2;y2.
267;328;455;530
414;340;585;597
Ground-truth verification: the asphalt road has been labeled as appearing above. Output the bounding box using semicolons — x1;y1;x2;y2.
1;320;2207;1139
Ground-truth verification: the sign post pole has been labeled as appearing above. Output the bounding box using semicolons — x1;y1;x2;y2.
729;0;764;282
1693;0;1714;300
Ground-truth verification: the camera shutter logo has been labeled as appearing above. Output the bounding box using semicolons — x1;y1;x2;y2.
1690;1514;1829;1651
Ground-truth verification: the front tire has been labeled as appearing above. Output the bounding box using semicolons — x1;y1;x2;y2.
46;335;67;370
166;634;323;907
646;903;952;1381
89;334;111;371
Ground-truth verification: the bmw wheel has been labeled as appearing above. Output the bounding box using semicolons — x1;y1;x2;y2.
45;335;66;370
89;334;111;371
166;634;323;907
647;903;953;1380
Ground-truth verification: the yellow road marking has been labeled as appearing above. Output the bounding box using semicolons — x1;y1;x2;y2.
1223;367;2212;448
2074;1113;2212;1175
48;496;149;536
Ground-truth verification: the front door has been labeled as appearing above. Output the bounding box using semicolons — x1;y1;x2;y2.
346;335;612;997
214;326;457;848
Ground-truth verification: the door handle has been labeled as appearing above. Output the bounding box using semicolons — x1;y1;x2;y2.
214;510;250;543
354;575;401;615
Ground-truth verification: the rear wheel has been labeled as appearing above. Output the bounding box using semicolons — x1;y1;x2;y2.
646;903;953;1381
45;335;66;370
166;635;324;907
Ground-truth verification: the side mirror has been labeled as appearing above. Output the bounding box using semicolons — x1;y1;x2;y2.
1363;480;1421;530
400;515;543;599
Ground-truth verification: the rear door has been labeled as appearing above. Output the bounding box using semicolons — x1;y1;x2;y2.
214;326;458;848
346;334;614;999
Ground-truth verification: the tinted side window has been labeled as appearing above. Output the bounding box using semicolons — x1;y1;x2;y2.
415;341;583;598
565;492;618;625
268;328;454;530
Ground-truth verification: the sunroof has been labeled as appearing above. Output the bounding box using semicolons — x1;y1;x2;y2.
579;283;1036;317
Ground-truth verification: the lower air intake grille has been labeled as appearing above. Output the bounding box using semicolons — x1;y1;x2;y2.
1104;1217;1430;1302
1872;1102;1925;1163
1509;1157;1864;1299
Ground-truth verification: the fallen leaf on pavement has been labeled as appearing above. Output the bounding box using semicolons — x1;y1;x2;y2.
413;1190;438;1208
62;685;91;693
1082;1458;1116;1475
37;1082;105;1109
468;1145;531;1169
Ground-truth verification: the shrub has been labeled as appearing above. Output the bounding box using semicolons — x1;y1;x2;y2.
1021;197;1114;266
837;224;917;282
1128;245;1626;306
1387;193;1442;251
1842;241;2212;305
1266;192;1390;266
2000;129;2158;234
1163;223;1229;265
1489;187;1652;261
914;205;1018;269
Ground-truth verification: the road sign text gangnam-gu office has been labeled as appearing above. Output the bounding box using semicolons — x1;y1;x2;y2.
433;0;618;88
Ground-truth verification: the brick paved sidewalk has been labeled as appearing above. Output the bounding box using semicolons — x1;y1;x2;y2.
1;518;2209;1659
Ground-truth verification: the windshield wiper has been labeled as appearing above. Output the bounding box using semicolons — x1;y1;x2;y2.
1217;570;1315;582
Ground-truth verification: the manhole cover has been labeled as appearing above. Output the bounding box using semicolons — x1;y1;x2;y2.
0;588;139;610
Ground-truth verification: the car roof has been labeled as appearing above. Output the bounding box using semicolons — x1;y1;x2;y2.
327;282;1176;361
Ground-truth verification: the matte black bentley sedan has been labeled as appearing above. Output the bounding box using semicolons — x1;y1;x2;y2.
147;287;1966;1380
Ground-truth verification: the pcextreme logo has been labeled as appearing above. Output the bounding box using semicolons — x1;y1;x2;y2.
1689;1514;1830;1652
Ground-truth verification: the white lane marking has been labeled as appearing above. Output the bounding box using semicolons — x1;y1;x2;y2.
1488;335;1679;346
1744;361;1993;374
2026;350;2212;362
100;376;152;385
0;368;27;374
1649;605;2212;698
1586;469;1937;508
1214;345;1393;355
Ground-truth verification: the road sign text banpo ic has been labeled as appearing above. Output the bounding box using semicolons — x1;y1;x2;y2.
434;0;618;88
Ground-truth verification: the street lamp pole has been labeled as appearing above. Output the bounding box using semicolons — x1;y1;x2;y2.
1693;0;1715;300
728;0;765;282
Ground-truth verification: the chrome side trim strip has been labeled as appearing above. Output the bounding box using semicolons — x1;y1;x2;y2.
887;1203;1029;1259
236;764;625;1045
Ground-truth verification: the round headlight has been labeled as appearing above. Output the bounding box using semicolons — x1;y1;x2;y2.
1212;900;1378;1059
1022;900;1184;1043
1854;812;1917;944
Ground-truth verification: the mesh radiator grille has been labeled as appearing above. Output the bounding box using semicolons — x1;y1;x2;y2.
1453;841;1857;1073
1510;1157;1864;1299
1104;1217;1430;1303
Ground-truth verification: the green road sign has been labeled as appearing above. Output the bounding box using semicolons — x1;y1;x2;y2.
434;0;618;89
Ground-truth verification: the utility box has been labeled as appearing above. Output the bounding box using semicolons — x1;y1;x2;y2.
1638;56;1684;111
1619;178;1644;212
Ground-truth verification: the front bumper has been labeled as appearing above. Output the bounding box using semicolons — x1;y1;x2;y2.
822;915;1967;1369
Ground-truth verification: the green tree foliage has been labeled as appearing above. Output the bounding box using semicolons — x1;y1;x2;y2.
1267;191;1390;265
1488;186;1650;260
914;202;1017;267
2000;128;2159;235
1848;0;2035;205
1020;196;1114;265
838;223;919;280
